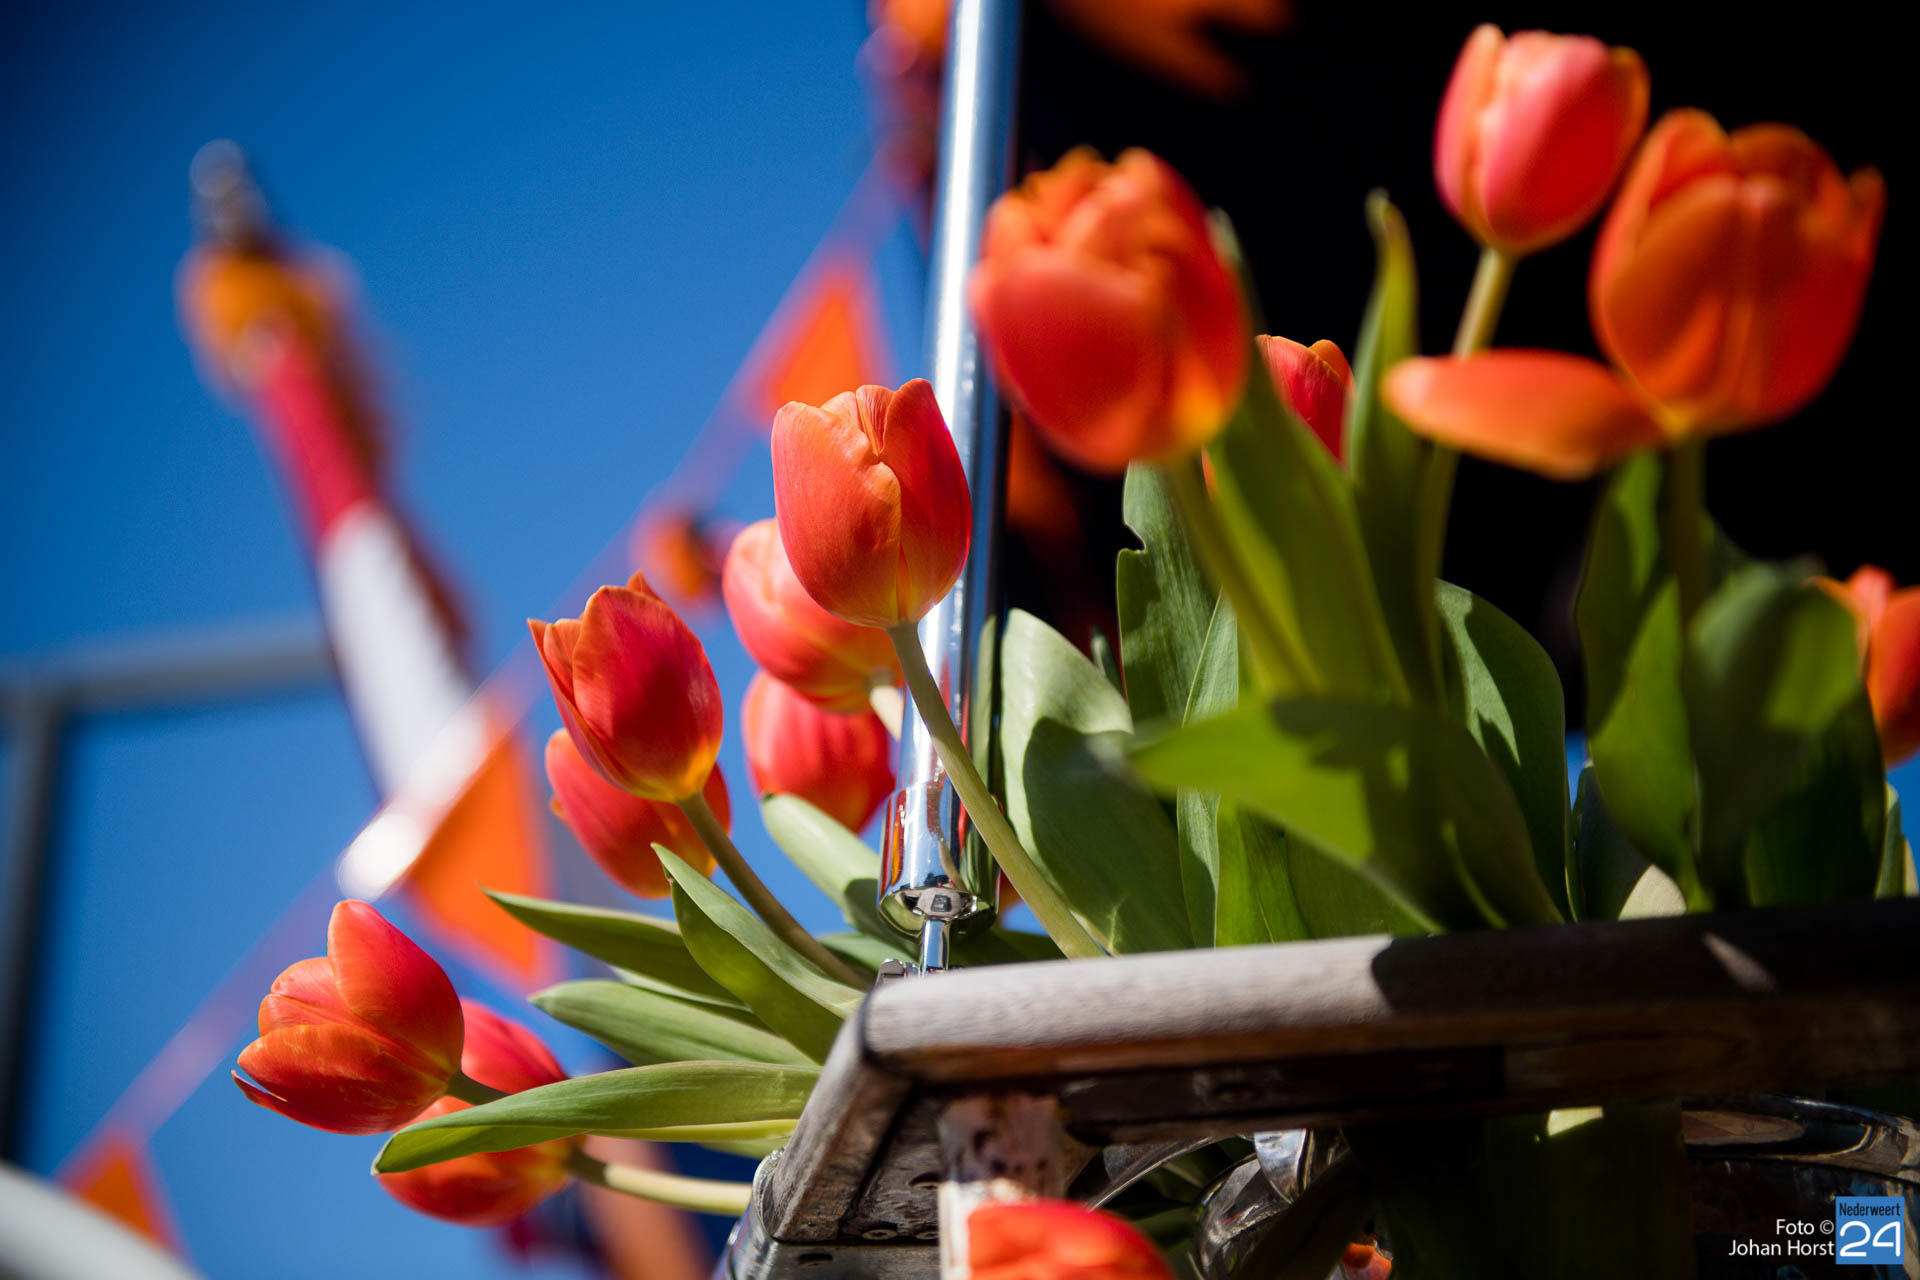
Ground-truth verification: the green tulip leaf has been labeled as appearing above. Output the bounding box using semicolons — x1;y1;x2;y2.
1348;193;1442;704
1131;696;1562;931
1571;766;1684;921
373;1060;819;1173
1683;562;1864;902
1577;455;1699;898
999;609;1193;952
1200;226;1406;704
1735;688;1883;908
1879;784;1914;899
530;979;810;1067
660;850;860;1063
1116;463;1218;730
485;890;739;1007
1171;595;1240;942
819;931;909;975
1436;582;1572;916
1212;802;1311;946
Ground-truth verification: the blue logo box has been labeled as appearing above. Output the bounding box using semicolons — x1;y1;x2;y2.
1835;1196;1905;1265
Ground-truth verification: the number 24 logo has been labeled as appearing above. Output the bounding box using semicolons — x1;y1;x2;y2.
1838;1219;1903;1259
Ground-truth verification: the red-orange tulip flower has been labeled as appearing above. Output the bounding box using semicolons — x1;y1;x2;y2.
1434;26;1649;256
771;379;971;628
544;729;724;898
1258;335;1353;461
378;1002;575;1227
1824;567;1920;766
529;571;723;801
1591;109;1886;433
1388;112;1883;479
234;901;462;1135
741;672;896;832
722;518;902;713
970;1199;1175;1280
969;148;1247;473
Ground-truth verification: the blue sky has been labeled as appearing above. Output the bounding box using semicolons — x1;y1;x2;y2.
2;2;920;1276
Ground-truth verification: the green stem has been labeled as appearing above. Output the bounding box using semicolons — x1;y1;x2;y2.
446;1071;507;1106
564;1149;752;1216
1413;246;1518;696
1665;438;1708;627
679;790;868;988
1452;246;1516;358
1161;456;1311;692
884;623;1106;959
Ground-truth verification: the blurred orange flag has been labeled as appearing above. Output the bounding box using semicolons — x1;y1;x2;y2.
62;1131;183;1254
750;258;891;422
398;716;559;991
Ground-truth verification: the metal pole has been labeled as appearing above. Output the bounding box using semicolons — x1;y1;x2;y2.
876;0;1023;974
0;693;64;1159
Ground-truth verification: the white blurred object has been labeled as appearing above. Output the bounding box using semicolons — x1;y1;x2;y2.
0;1162;203;1280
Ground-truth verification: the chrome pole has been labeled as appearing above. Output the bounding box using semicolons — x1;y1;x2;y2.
876;0;1022;973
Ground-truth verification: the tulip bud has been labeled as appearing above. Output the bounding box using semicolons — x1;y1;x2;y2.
771;379;972;629
970;1199;1175;1280
722;519;902;712
378;1002;576;1227
741;672;896;832
235;901;463;1135
529;571;723;801
969;148;1247;472
1825;567;1920;766
544;729;724;898
1591;109;1885;433
1434;26;1649;256
1257;335;1353;461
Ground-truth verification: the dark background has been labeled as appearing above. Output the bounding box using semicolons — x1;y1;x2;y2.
1008;0;1905;721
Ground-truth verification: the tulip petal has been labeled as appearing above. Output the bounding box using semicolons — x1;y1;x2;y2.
1870;589;1920;766
326;900;463;1078
256;956;352;1034
1384;351;1667;479
459;1002;568;1094
970;247;1171;471
773;397;909;626
741;672;895;832
721;519;901;712
236;1022;445;1134
565;578;723;799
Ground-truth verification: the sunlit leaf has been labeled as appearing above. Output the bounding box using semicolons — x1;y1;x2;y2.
374;1060;819;1173
660;850;860;1062
1132;697;1561;930
1437;582;1572;916
999;609;1192;952
486;890;737;1006
531;979;810;1066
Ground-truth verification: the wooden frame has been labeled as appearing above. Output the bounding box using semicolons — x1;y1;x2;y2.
718;898;1920;1277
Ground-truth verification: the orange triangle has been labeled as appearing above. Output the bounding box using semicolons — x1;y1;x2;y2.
401;717;559;991
751;259;891;422
62;1132;184;1255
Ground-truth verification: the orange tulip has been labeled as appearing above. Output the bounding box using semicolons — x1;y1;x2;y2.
969;148;1247;472
1434;26;1649;256
235;901;462;1135
632;511;728;611
544;729;723;898
1824;567;1920;766
970;1199;1175;1280
741;672;896;832
378;1002;576;1227
771;379;971;628
1389;112;1882;479
722;518;902;713
1591;109;1885;433
1258;335;1353;461
529;571;723;801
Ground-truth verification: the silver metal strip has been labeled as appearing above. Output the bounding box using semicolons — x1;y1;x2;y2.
876;0;1023;969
